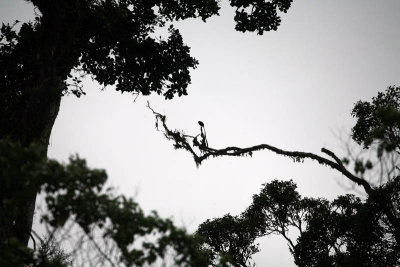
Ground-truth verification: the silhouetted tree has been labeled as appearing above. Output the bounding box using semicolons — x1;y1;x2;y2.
151;87;400;266
352;86;400;157
1;0;293;264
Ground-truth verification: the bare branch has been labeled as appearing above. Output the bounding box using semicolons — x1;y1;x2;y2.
30;232;37;251
85;231;117;267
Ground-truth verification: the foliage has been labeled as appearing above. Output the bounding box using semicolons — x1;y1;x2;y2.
0;0;292;106
197;214;259;267
0;0;292;104
352;86;400;156
0;138;209;266
198;179;400;266
231;0;293;34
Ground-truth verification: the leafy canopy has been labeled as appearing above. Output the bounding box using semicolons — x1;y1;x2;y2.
352;86;400;155
1;0;292;99
198;178;400;267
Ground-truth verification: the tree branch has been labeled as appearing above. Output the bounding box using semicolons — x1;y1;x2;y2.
147;103;373;194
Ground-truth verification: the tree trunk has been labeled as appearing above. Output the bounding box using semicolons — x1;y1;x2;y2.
0;2;83;248
1;80;63;247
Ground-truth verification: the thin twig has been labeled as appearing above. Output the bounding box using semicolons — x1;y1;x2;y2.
30;232;37;251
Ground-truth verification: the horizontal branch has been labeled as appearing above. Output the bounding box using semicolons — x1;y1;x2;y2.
147;102;372;194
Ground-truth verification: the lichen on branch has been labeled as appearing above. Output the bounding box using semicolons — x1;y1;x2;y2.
147;102;372;193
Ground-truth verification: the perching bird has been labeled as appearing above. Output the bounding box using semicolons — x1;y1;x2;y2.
198;121;208;147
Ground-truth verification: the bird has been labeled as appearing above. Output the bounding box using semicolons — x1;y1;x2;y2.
198;121;208;147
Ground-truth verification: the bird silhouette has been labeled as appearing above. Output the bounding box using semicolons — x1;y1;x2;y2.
198;121;208;147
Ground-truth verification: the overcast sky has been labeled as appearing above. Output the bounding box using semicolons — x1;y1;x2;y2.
1;0;400;266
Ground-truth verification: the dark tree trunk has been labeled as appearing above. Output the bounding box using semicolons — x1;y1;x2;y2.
0;79;63;247
0;0;85;248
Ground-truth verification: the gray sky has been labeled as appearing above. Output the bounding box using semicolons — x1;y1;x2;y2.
1;0;400;266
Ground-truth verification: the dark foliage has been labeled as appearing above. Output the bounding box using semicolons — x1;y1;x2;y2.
352;86;400;154
0;138;210;266
231;0;293;34
198;179;400;267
